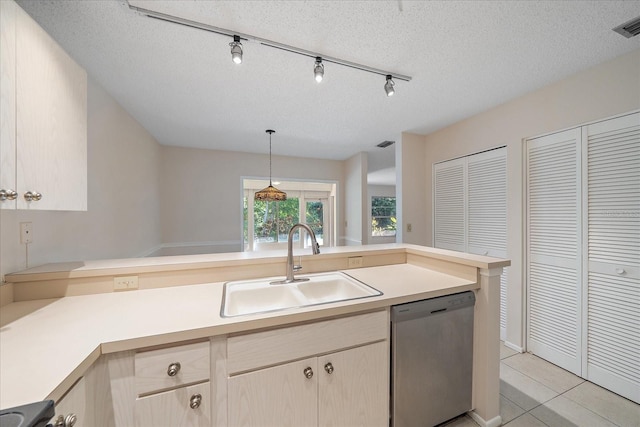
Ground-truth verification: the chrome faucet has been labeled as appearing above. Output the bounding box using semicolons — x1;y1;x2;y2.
272;223;320;284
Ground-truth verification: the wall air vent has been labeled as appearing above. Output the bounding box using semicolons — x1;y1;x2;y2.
613;15;640;38
377;140;395;148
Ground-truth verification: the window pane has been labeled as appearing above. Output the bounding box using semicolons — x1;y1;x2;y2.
371;196;396;237
254;199;299;244
306;201;324;246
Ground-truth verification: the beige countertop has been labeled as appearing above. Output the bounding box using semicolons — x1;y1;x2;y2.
0;262;476;409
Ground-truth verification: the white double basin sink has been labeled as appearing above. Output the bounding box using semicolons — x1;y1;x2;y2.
221;272;382;317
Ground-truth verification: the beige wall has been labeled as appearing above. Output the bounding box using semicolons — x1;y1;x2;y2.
0;79;162;278
396;132;428;245
421;49;640;349
343;152;367;245
159;145;345;252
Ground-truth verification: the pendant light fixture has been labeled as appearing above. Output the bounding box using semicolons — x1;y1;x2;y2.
255;130;287;202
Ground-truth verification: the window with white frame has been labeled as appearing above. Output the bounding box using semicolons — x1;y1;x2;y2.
371;196;396;237
242;179;336;251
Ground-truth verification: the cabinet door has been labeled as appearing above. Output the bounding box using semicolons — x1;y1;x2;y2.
52;377;86;427
135;382;210;427
318;341;388;427
0;0;17;209
15;4;87;210
228;358;317;427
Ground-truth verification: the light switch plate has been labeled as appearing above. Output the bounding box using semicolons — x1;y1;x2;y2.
20;222;33;244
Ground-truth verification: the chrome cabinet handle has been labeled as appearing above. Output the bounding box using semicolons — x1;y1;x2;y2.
167;362;181;377
189;393;202;409
324;362;334;374
0;189;17;201
54;413;77;427
24;191;42;201
303;367;314;379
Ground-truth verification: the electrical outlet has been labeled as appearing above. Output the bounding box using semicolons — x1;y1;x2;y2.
114;276;138;291
406;223;412;232
347;256;363;268
20;222;33;244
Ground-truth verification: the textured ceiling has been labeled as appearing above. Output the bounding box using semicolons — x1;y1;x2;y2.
16;0;640;161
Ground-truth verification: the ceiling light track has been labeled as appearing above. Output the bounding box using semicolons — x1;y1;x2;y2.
127;2;412;82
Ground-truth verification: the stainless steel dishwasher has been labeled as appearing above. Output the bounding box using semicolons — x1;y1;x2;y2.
391;291;475;427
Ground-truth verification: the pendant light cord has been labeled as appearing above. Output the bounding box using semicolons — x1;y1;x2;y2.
269;132;273;186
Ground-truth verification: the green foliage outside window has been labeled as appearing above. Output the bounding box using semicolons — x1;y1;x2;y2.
372;196;396;236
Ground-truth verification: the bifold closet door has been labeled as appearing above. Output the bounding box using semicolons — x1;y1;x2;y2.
467;149;508;339
527;128;582;375
434;158;466;252
585;112;640;403
434;148;508;339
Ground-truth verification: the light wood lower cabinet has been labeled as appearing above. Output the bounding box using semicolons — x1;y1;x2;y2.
133;341;211;427
135;381;210;427
51;377;86;427
228;341;388;427
318;342;388;427
227;310;390;427
228;358;317;427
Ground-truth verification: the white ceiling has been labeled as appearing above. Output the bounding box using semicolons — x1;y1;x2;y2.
16;0;640;161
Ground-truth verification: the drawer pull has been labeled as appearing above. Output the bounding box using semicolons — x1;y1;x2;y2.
167;362;181;377
324;362;334;374
189;393;202;409
54;413;77;427
303;367;314;379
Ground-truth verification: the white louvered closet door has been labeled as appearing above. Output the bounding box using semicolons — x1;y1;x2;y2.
434;158;466;252
585;112;640;403
434;148;508;338
527;128;582;375
467;148;508;339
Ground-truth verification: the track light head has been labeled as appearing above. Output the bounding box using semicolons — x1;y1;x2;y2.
230;35;243;64
314;57;324;83
384;75;395;97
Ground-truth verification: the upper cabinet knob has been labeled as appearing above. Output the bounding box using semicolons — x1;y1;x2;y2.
24;191;42;201
0;189;17;201
167;362;181;377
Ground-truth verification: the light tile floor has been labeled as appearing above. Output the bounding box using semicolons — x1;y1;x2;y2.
442;343;640;427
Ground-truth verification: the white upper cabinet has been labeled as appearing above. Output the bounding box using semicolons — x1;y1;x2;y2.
0;0;87;211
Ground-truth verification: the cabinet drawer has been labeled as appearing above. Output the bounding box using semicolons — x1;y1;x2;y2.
227;309;388;374
135;341;210;396
135;381;210;427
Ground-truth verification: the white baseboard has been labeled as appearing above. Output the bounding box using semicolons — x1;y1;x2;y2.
504;340;524;353
469;411;502;427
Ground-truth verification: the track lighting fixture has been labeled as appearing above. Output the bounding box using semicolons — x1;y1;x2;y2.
128;2;412;92
314;57;324;83
384;75;395;97
230;35;243;64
